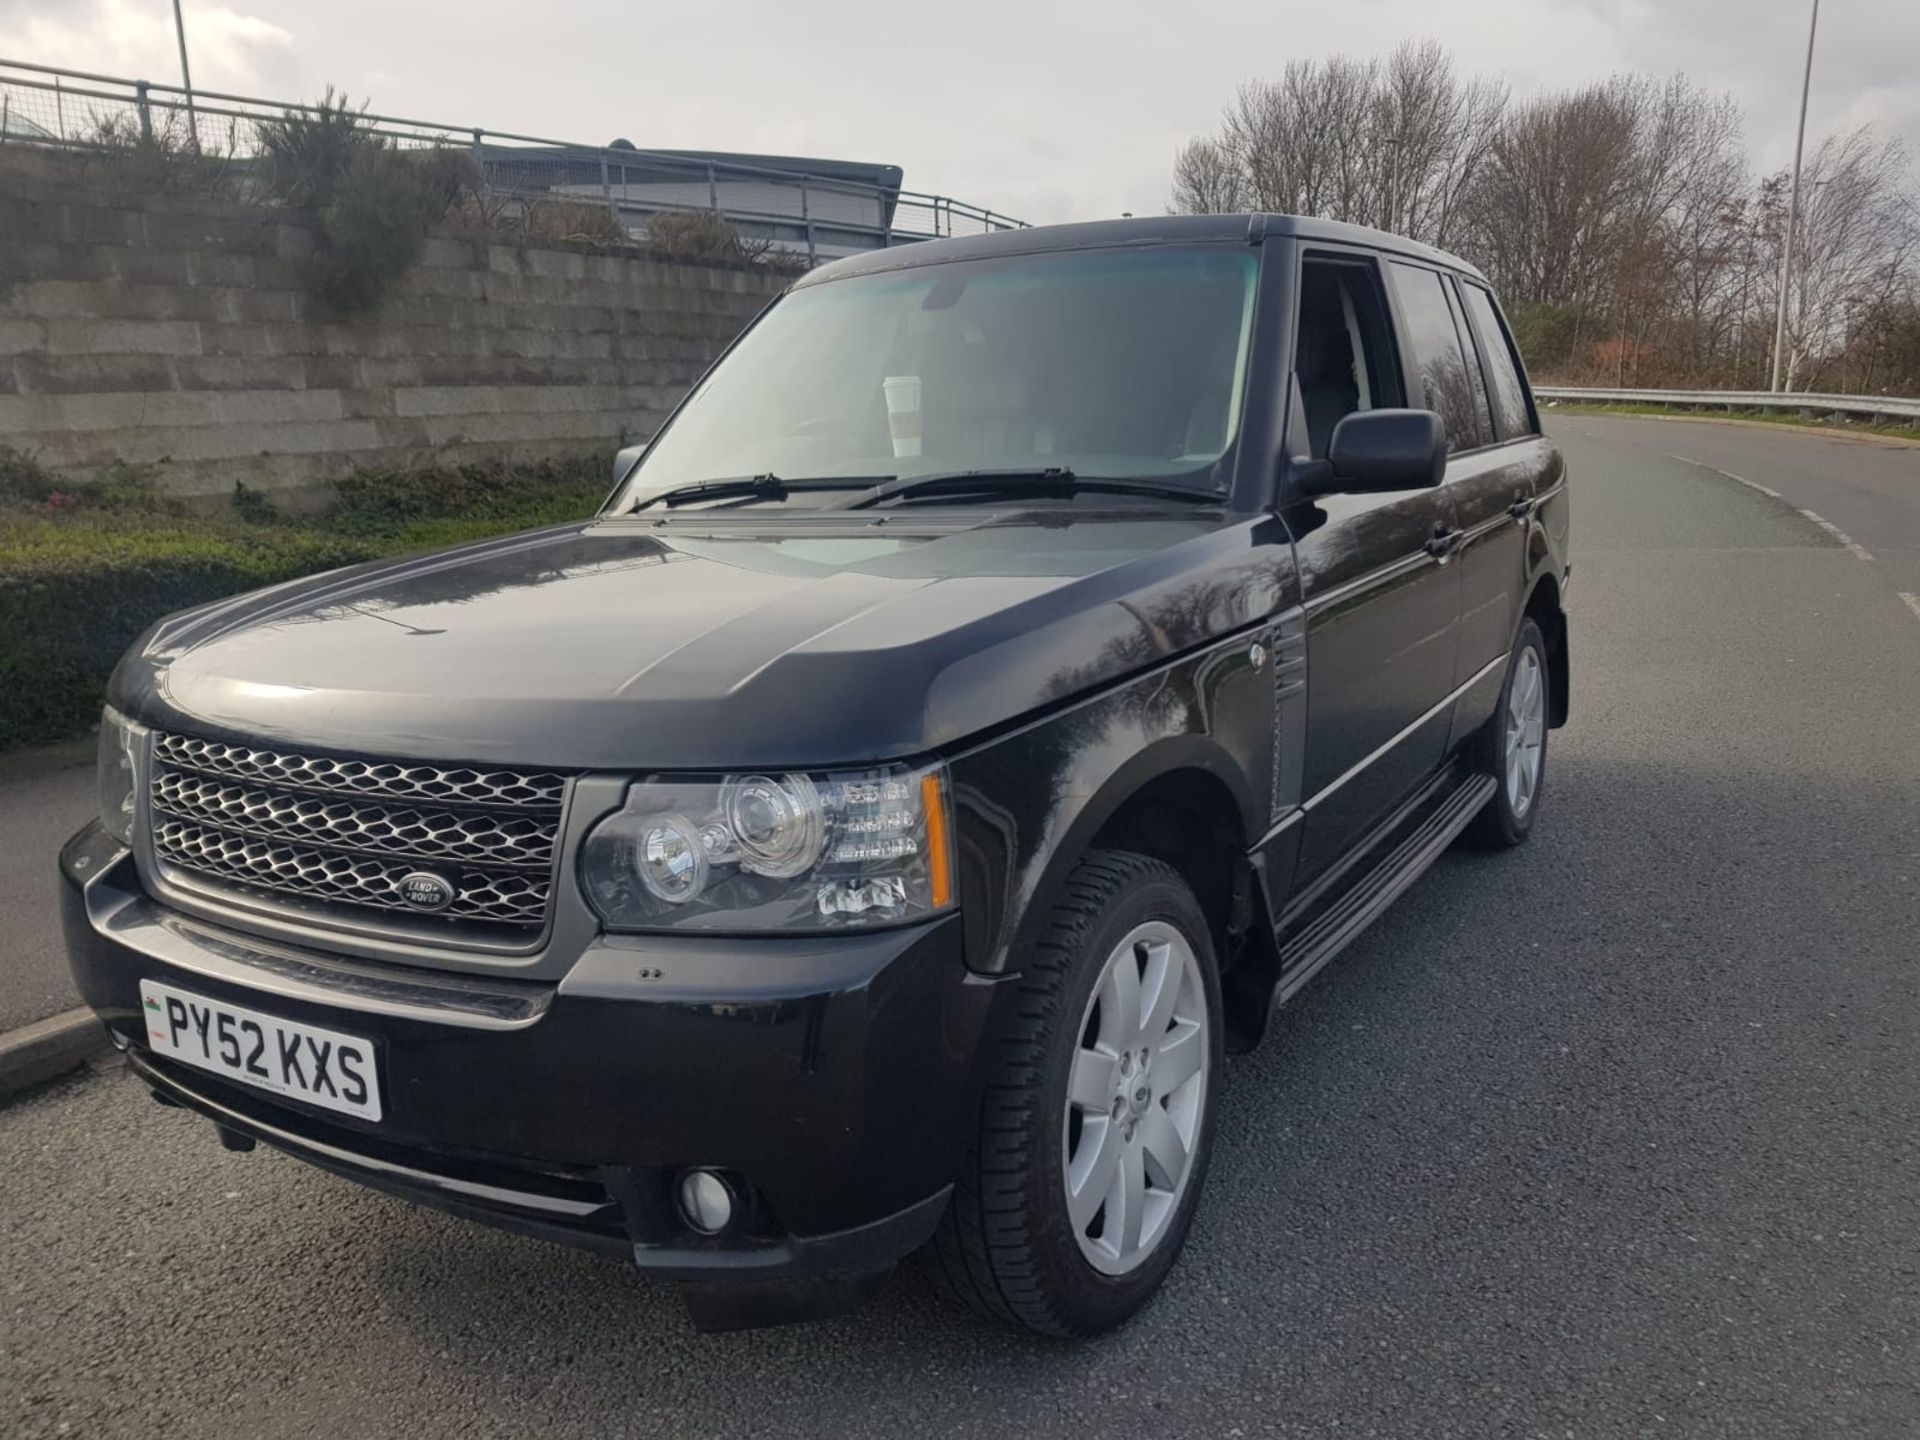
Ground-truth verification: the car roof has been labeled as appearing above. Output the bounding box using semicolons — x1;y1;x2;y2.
798;213;1489;288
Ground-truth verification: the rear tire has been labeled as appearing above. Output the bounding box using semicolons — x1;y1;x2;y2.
1466;617;1550;849
927;849;1223;1336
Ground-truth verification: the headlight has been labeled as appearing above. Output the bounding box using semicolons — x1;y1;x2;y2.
580;763;954;932
97;705;143;846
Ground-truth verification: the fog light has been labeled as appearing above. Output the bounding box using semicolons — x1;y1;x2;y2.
677;1168;736;1235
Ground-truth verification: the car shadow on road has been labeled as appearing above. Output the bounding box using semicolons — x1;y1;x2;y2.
342;748;1920;1431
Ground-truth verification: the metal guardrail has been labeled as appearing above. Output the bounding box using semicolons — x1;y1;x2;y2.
0;58;1025;265
1534;386;1920;423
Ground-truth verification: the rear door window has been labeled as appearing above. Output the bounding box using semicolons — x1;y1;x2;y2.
1387;261;1491;453
1458;282;1537;441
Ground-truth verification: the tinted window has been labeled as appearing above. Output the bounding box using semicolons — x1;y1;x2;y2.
1444;279;1496;445
1459;282;1536;440
1292;258;1404;459
614;247;1260;508
1388;261;1489;453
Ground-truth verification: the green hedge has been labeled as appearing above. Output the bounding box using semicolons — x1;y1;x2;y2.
0;459;605;751
0;517;379;749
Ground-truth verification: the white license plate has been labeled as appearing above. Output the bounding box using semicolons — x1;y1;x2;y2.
140;980;383;1122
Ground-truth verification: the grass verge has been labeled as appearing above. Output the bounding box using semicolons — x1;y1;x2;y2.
0;456;606;752
1542;401;1920;443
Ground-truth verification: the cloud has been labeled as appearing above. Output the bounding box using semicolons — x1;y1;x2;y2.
0;0;1911;224
0;0;291;91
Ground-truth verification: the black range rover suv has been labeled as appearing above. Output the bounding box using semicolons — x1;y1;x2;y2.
62;214;1568;1335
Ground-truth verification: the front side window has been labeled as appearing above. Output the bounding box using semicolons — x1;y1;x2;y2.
1388;261;1491;453
1292;257;1405;459
612;246;1260;508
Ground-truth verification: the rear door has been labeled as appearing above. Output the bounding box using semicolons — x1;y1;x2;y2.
1449;276;1560;737
1383;261;1535;736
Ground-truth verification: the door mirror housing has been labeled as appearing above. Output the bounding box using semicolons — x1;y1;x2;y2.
1297;409;1447;497
613;442;646;487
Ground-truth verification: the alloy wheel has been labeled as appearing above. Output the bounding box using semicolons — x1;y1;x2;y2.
1062;921;1211;1276
1505;647;1547;818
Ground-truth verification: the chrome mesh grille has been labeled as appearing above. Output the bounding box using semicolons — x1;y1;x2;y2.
152;731;566;808
151;770;558;867
148;730;567;934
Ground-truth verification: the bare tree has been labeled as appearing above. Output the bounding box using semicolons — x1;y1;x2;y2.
1169;42;1920;390
1609;78;1749;383
1775;128;1917;390
1181;43;1501;250
1659;109;1750;381
1169;138;1245;215
1842;289;1920;394
1462;78;1646;311
1372;39;1506;248
1213;61;1378;218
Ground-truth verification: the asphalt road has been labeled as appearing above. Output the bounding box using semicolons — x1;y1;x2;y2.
0;740;93;1031
1575;410;1920;605
3;415;1919;1438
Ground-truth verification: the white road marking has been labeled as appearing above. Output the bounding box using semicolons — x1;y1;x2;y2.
1900;593;1920;622
1668;453;1782;498
1795;509;1873;562
1669;452;1872;560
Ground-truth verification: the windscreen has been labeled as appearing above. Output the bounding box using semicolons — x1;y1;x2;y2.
612;246;1260;507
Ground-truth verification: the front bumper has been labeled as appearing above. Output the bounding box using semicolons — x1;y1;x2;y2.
61;821;997;1301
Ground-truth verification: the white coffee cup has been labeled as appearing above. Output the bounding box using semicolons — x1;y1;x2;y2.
882;375;922;458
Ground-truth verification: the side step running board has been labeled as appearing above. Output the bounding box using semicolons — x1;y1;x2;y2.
1273;774;1497;1007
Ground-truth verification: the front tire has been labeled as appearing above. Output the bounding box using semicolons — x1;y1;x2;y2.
1466;617;1550;849
927;849;1223;1336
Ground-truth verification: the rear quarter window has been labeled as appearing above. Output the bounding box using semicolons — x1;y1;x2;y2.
1459;282;1537;441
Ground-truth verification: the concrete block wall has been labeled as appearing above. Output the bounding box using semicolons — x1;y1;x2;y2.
0;175;789;495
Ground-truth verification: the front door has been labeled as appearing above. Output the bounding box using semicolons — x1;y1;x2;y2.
1285;253;1463;886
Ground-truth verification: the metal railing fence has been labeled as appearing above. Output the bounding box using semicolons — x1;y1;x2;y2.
0;58;1025;265
1533;385;1920;424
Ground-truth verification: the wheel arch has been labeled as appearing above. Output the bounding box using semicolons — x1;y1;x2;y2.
1083;756;1249;967
975;736;1278;1048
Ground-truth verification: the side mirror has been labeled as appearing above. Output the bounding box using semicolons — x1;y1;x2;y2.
1300;409;1446;496
612;442;646;486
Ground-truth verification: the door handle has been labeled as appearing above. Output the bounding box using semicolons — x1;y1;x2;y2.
1425;525;1459;559
1508;497;1534;520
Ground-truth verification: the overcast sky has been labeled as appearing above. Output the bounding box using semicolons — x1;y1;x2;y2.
4;0;1915;224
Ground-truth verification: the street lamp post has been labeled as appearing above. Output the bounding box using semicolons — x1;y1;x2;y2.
171;0;197;144
1769;0;1821;393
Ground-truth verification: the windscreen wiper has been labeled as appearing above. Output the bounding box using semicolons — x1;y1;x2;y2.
835;467;1220;510
631;474;894;511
